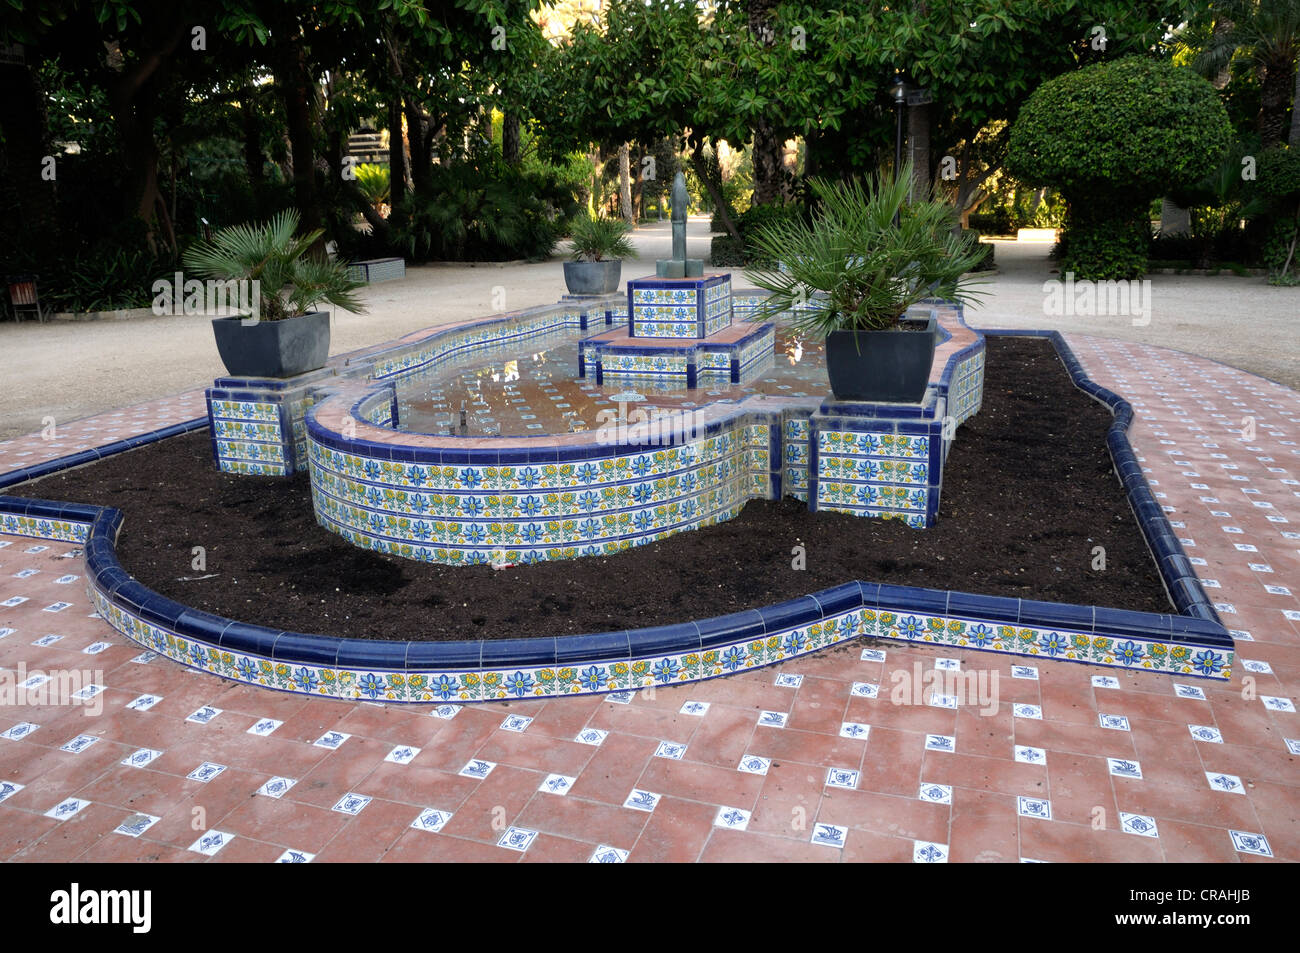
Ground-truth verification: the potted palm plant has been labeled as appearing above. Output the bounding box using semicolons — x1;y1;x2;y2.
563;214;637;294
183;209;366;378
747;165;986;402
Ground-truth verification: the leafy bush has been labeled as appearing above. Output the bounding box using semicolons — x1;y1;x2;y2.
1007;57;1232;279
967;207;1013;234
182;210;365;321
746;167;987;332
353;163;391;211
391;159;567;262
709;234;747;267
568;215;636;261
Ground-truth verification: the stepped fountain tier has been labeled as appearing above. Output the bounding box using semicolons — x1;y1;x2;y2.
578;174;775;388
578;273;775;388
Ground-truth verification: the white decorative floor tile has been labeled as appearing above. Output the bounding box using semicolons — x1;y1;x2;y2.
1014;746;1047;765
713;806;751;830
411;808;453;832
257;777;296;799
1013;704;1043;720
925;734;955;753
431;704;462;720
654;741;687;760
839;721;870;739
458;759;496;780
1188;724;1223;743
1107;758;1143;779
1229;830;1272;856
575;727;608;746
114;813;160;838
1173;684;1207;700
1;722;38;740
121;748;162;768
1091;675;1121;689
919;782;952;805
497;827;538;852
1119;813;1159;838
860;648;886;662
737;755;771;776
188;830;233;856
1205;771;1244;794
186;705;222;724
314;730;351;749
126;694;162;711
1261;695;1295;712
385;745;420;765
1011;666;1038;680
186;762;226;783
247;718;283;736
623;789;661;812
811;823;848;848
774;673;803;688
500;714;532;732
825;767;860;790
539;773;577;795
913;840;948;863
275;849;315;863
590;844;629;863
757;710;788;728
45;797;89;820
1017;796;1052;820
1099;713;1131;731
679;701;709;716
850;682;879;699
331;792;372;816
59;735;98;754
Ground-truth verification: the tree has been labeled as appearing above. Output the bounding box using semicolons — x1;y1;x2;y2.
1181;0;1300;148
1007;56;1233;279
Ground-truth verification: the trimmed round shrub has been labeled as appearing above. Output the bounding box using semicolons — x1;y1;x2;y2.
1007;57;1232;279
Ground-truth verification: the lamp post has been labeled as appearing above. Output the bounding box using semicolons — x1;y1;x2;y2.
890;74;907;227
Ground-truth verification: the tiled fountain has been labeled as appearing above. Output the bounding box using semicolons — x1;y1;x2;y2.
0;196;1233;701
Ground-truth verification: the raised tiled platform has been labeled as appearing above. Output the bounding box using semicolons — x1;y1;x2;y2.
0;333;1292;862
346;257;406;284
578;321;776;387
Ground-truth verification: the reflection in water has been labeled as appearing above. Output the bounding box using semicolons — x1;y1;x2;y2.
394;320;829;437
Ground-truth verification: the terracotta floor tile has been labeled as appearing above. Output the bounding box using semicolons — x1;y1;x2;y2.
679;705;758;768
746;759;825;838
921;751;1049;799
699;827;841;862
819;788;950;844
314;797;427;862
855;726;926;797
435;765;543;843
948;788;1020;862
627;796;717;863
515;792;649;847
566;733;656;805
636;757;764;808
838;828;917;863
472;730;597;777
1018;819;1164;863
214;793;352;853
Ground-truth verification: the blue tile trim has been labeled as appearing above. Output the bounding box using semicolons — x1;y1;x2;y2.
0;417;208;490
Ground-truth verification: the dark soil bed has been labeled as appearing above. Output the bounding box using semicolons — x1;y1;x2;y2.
12;337;1170;640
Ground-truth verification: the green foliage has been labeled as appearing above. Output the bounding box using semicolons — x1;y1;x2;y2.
1007;57;1233;200
1058;205;1151;281
1008;56;1232;279
182;210;366;321
567;215;636;262
353;163;390;209
709;234;747;267
746;166;988;333
391;159;566;262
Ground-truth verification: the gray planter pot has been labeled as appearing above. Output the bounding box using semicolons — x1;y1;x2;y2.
824;316;938;403
211;310;331;379
563;259;622;295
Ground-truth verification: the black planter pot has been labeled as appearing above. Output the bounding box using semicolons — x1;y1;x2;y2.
824;317;938;403
211;310;331;379
563;259;622;295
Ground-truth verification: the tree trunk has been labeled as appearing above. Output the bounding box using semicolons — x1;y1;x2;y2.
907;101;931;200
405;97;432;199
241;85;264;189
388;97;407;215
618;143;633;226
0;56;59;263
275;40;322;231
747;0;784;205
1160;198;1191;236
1291;64;1300;147
502;112;520;165
1260;56;1296;148
688;146;739;239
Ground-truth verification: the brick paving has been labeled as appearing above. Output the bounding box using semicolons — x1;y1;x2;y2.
0;335;1295;862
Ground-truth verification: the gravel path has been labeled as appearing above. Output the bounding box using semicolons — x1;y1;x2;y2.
1;222;1294;441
